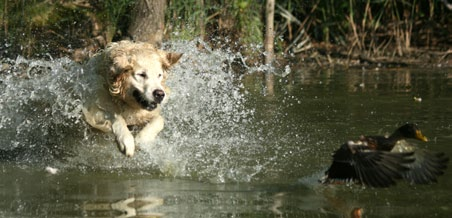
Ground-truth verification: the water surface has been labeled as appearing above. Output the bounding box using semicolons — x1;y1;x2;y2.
1;42;451;217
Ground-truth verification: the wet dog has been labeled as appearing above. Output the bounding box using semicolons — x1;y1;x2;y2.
82;41;182;157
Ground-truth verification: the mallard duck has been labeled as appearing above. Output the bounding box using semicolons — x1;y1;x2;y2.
321;123;449;187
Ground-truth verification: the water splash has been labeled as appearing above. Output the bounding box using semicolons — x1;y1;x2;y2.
0;40;272;182
0;56;87;164
136;40;265;182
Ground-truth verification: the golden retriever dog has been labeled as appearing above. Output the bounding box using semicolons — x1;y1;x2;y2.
82;41;182;157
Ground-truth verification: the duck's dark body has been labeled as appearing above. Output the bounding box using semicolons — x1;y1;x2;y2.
323;124;449;187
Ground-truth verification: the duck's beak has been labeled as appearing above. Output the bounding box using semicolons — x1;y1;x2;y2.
416;130;428;142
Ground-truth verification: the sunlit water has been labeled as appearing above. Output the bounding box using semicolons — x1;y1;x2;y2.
1;40;452;217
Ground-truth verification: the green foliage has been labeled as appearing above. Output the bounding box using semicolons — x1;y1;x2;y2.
105;0;134;23
1;0;450;59
0;0;135;59
103;0;135;41
166;0;202;40
166;0;263;49
231;0;263;45
0;1;60;57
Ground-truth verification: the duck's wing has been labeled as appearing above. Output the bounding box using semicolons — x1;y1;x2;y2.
323;144;357;182
402;149;449;184
352;146;413;187
324;142;414;188
393;140;449;184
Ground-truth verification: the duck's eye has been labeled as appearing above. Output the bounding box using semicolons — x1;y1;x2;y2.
158;73;163;78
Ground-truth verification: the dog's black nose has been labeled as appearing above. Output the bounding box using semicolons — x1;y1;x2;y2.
153;89;165;103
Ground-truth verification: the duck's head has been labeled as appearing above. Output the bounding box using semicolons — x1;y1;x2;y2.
396;123;428;142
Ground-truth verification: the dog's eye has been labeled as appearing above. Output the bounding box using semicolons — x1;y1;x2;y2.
137;71;147;78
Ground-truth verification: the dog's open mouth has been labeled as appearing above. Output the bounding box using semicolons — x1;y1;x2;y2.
133;90;158;111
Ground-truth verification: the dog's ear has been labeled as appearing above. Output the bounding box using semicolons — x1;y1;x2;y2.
109;65;133;97
121;65;134;74
166;52;183;67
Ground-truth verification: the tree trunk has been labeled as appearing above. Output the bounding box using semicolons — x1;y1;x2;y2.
128;0;166;46
264;0;275;65
264;0;275;95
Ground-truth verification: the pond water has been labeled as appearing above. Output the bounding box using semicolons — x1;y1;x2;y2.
1;41;451;217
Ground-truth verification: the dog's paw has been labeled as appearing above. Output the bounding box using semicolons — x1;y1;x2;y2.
118;134;135;157
135;116;164;147
135;133;154;147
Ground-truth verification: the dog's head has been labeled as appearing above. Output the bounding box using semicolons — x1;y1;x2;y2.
105;41;182;111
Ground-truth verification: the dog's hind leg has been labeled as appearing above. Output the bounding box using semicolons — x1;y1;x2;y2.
135;115;164;148
112;115;135;157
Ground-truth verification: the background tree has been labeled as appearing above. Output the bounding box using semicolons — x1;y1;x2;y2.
127;0;167;45
0;0;450;65
264;0;275;65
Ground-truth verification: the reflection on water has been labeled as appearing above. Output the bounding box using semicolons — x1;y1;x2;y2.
83;196;164;217
2;165;450;217
1;40;452;217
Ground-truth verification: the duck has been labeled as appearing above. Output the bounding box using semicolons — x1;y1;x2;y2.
321;123;449;187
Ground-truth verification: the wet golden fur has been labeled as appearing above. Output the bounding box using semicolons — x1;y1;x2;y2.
82;41;182;157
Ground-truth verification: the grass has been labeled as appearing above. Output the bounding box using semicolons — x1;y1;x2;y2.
0;0;450;62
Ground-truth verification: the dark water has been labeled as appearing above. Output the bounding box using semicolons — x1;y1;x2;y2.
1;42;451;217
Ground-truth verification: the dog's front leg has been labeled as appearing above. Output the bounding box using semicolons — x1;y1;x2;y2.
135;115;164;148
112;115;135;157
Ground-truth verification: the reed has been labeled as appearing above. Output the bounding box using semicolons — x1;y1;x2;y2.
1;0;450;61
276;0;450;58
